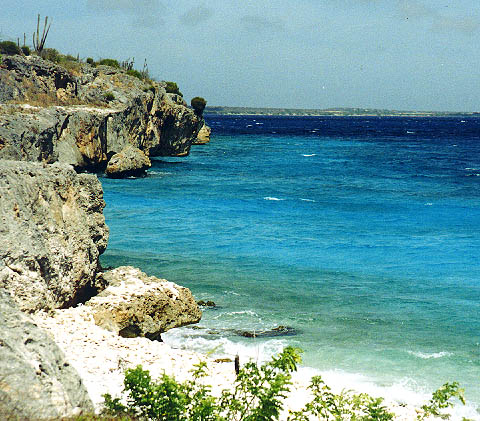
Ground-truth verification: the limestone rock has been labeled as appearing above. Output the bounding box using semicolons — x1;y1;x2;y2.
0;289;94;419
0;160;109;312
194;122;211;144
106;144;151;178
0;55;77;103
0;55;203;169
86;266;202;339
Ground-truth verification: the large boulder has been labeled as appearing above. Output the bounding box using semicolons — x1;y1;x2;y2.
106;144;151;178
0;160;109;312
0;289;94;419
86;266;202;340
0;55;203;169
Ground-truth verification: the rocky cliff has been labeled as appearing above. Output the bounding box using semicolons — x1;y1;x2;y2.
0;160;109;312
0;289;94;419
0;55;203;173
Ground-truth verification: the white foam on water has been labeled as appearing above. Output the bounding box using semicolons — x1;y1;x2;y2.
160;331;480;420
300;198;316;202
408;350;453;359
302;154;317;157
264;197;285;201
298;367;479;420
162;328;287;366
222;310;260;317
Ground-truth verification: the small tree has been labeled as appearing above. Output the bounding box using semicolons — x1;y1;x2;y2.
165;81;182;96
191;96;207;116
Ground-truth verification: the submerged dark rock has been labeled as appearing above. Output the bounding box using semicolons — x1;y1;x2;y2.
197;300;216;307
236;326;298;338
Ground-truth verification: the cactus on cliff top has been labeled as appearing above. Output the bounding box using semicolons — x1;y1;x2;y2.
33;14;51;53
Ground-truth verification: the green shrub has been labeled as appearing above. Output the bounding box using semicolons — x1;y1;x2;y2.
86;57;94;65
40;47;60;63
191;96;207;116
62;54;78;62
416;382;466;420
0;40;21;55
21;45;31;56
126;69;143;80
98;58;120;68
103;347;470;421
165;81;182;96
104;92;115;102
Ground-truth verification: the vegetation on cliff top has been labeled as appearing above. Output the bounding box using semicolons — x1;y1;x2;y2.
0;14;205;110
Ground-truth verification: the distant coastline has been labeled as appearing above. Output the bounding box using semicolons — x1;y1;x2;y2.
205;106;480;117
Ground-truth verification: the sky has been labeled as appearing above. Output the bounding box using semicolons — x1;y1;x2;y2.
1;0;479;111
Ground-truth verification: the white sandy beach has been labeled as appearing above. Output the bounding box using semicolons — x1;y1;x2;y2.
32;306;419;420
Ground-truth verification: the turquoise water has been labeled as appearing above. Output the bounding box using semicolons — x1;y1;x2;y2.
100;116;480;418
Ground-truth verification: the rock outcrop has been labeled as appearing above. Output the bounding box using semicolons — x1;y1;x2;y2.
0;55;77;104
106;144;151;178
0;289;94;420
0;55;203;173
0;160;108;312
194;122;211;144
87;266;202;340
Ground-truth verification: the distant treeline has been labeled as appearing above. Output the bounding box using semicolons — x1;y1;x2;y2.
205;106;480;117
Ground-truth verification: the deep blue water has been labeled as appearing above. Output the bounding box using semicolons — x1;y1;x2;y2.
100;115;480;417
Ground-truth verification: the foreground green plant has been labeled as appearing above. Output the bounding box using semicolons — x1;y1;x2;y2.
103;361;219;420
287;375;394;420
416;382;467;420
103;347;469;421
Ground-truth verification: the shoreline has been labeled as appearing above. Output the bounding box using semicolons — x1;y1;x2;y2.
32;306;419;420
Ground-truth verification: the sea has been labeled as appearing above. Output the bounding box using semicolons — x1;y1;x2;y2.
100;115;480;419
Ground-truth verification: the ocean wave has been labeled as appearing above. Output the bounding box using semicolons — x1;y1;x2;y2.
223;310;259;317
162;328;287;365
162;329;479;420
302;154;317;157
300;198;316;202
160;329;477;420
264;197;285;201
407;350;453;359
148;171;172;176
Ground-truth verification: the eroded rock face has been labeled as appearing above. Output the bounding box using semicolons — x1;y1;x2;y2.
0;55;77;103
86;266;202;339
106;144;151;178
0;160;109;312
194;122;211;144
0;55;203;171
0;289;94;420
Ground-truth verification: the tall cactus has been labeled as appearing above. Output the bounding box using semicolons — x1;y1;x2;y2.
32;14;51;53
